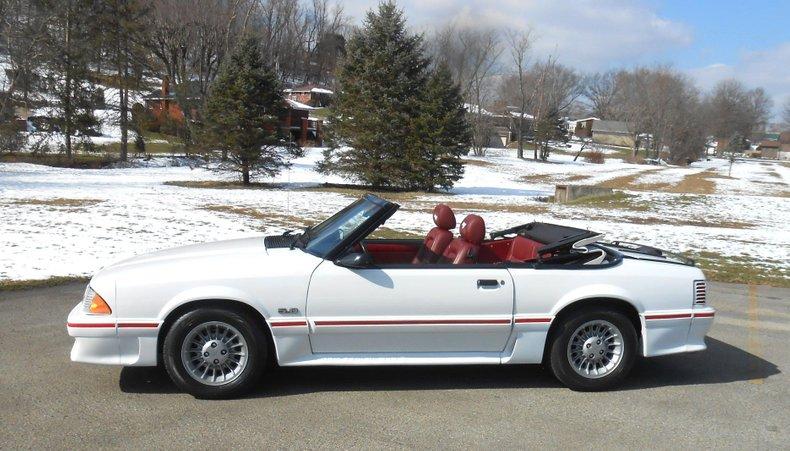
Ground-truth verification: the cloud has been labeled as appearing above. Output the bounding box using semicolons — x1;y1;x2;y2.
688;42;790;118
342;0;693;70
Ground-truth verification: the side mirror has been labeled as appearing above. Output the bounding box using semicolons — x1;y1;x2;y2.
335;252;373;269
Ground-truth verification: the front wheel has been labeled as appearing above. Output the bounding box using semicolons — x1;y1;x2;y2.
163;308;267;399
548;308;637;391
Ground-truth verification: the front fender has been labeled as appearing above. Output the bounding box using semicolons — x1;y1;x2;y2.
157;285;271;322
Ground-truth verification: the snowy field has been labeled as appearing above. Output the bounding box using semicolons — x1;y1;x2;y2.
1;147;788;282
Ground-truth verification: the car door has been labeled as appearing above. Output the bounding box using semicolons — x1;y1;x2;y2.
306;261;515;353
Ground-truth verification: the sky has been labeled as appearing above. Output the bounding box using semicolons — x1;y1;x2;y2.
342;0;790;119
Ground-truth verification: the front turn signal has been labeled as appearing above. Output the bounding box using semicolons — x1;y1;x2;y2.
89;293;112;315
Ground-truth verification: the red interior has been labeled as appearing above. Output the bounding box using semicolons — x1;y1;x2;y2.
361;206;544;265
365;236;543;265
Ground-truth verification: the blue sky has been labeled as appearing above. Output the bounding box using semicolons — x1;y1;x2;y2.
344;0;790;117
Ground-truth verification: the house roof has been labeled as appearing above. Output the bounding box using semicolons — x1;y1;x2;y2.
757;140;780;149
592;120;631;134
285;84;334;95
286;98;314;110
574;117;600;122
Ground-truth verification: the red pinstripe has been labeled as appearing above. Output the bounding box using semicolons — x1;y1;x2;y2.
644;313;692;320
514;317;552;324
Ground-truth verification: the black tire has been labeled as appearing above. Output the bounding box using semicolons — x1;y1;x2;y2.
162;308;267;399
548;308;637;391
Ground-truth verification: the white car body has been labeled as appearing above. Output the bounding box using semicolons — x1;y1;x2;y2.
67;236;715;369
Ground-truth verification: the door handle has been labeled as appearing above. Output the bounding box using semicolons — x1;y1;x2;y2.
477;279;501;289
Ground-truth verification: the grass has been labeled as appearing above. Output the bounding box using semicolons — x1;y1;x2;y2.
201;205;309;229
165;180;286;190
564;192;650;211
8;198;103;208
0;276;89;292
689;251;789;288
0;152;120;168
598;169;717;195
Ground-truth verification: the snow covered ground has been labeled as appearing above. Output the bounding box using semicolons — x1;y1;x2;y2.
1;148;788;281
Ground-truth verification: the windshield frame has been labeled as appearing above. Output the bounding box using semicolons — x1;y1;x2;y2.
300;194;398;260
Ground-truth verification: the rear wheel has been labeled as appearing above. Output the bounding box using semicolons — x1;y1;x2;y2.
163;308;267;399
548;308;637;391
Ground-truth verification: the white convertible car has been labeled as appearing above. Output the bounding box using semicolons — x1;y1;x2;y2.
68;194;715;398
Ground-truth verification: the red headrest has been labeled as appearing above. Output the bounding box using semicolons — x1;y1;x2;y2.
459;214;485;245
433;204;456;230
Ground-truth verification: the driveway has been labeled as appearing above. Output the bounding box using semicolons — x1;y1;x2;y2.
0;281;787;449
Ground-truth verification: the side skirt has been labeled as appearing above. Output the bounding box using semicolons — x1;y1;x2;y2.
281;352;503;366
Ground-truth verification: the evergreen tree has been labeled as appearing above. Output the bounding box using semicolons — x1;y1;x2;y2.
39;0;102;158
203;37;300;184
319;1;430;189
413;63;470;191
98;0;150;161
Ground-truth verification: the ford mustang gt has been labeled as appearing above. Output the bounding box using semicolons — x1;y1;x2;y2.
67;194;714;398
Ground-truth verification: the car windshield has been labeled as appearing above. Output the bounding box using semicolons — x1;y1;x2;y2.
303;197;384;257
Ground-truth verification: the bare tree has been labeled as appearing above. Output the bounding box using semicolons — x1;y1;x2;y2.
529;57;582;159
583;70;621;119
704;79;772;145
783;98;790;130
433;25;501;156
504;28;533;159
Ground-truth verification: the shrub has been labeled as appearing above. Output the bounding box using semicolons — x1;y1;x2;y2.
584;150;605;164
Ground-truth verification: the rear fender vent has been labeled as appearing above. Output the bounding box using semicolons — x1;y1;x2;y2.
694;280;707;305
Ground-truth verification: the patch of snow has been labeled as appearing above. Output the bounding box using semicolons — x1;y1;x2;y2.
0;148;787;281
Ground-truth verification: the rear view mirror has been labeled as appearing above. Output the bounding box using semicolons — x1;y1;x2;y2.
335;252;373;269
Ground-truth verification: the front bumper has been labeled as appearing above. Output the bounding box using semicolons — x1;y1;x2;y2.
641;307;715;357
67;303;160;366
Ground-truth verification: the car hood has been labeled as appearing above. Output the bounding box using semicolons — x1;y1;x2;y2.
107;237;268;271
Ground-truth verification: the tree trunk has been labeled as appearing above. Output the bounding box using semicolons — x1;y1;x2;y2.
242;164;250;185
517;115;524;159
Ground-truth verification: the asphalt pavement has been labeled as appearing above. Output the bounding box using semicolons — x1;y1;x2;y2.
0;281;787;449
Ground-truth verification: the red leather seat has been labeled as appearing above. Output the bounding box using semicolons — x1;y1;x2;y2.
412;204;456;263
441;214;485;264
507;236;541;262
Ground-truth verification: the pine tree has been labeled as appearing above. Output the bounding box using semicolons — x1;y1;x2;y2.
98;0;150;161
203;37;300;185
413;63;470;191
319;1;430;189
40;0;102;158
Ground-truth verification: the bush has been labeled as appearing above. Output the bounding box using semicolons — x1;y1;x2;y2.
625;155;645;164
584;150;605;164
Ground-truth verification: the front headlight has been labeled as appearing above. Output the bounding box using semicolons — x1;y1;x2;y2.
82;285;112;315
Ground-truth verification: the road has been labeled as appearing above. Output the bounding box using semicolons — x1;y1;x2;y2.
0;281;787;449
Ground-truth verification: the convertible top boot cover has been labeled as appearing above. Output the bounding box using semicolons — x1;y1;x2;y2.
441;214;485;264
413;204;456;263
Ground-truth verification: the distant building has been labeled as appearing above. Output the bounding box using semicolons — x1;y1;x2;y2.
756;139;780;159
141;77;324;146
587;119;634;148
284;85;334;108
780;132;790;160
142;76;203;122
572;117;599;139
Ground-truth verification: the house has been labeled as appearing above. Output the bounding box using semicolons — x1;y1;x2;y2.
778;132;790;161
142;76;203;122
572;117;599;138
283;98;324;146
284;85;333;108
591;120;634;148
464;103;512;148
140;77;324;146
756;140;780;159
